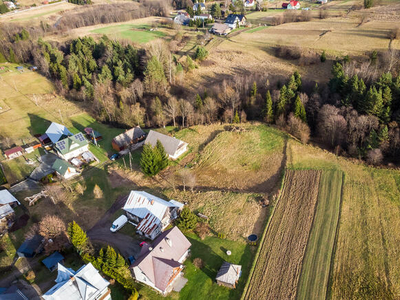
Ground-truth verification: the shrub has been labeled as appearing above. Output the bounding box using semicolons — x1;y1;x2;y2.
25;270;36;283
195;46;208;61
195;222;210;240
193;258;205;269
93;184;103;198
176;207;198;231
218;232;226;239
320;50;326;62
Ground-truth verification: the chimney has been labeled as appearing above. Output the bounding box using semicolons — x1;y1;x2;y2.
151;200;155;205
160;247;164;252
165;237;172;247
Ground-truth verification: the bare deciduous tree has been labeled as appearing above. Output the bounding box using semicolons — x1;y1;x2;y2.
318;105;347;147
367;148;383;165
164;97;179;127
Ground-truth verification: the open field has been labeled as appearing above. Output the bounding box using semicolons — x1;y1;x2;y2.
244;169;321;300
92;24;166;44
297;170;343;300
182;124;286;192
287;140;400;299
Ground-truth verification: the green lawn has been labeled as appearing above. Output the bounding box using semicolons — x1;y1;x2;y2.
245;26;269;34
0;234;17;268
137;233;254;300
297;170;343;300
92;25;166;44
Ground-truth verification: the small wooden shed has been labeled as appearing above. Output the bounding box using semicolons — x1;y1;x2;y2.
216;262;242;289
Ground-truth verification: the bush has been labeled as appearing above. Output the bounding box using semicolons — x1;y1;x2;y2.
176;207;198;231
195;46;208;61
320;50;326;62
25;270;36;283
218;232;226;239
193;258;205;269
195;222;210;240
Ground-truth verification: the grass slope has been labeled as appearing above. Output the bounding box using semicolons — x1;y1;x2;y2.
92;24;166;44
296;170;343;300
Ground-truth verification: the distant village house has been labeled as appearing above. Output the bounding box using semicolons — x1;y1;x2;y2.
224;14;247;29
54;132;89;161
0;190;20;235
3;146;24;160
210;23;232;36
45;122;73;144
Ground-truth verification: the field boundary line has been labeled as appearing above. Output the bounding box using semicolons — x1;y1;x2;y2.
325;172;345;300
240;168;287;300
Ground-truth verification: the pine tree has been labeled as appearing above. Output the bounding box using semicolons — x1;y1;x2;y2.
73;73;82;90
233;110;240;123
8;48;15;63
251;82;257;97
288;75;298;92
294;95;307;123
277;85;288;117
177;207;198;231
368;129;379;149
195;94;203;111
264;90;273;123
320;50;326;62
382;86;392;106
294;71;302;91
105;246;117;268
67;221;88;253
140;144;159;177
156;140;169;170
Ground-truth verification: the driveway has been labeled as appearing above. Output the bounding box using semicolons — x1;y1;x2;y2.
87;195;141;259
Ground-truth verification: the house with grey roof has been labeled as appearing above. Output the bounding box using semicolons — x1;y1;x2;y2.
193;2;206;11
54;133;89;161
145;130;188;160
130;226;191;295
112;127;146;152
123;191;184;240
45;122;73;144
0;285;29;300
43;263;111;300
52;159;78;179
216;262;242;289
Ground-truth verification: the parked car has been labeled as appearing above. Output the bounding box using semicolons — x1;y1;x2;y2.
110;215;128;232
110;153;120;161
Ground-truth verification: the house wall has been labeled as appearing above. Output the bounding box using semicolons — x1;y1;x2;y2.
97;287;112;300
169;144;188;160
63;168;78;179
112;140;122;152
6;151;23;159
178;249;190;263
216;280;235;289
61;145;89;161
133;266;163;293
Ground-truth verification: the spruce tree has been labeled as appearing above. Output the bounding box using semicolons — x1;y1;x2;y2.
116;253;126;268
140;144;159;177
195;94;203;111
264;90;274;123
294;95;307;123
177;207;198;231
156;140;169;170
251;82;257;97
233;111;240;123
105;246;117;268
277;85;288;117
67;221;88;253
320;51;326;62
294;71;302;91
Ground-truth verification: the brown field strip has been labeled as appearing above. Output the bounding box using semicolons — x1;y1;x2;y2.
244;169;321;300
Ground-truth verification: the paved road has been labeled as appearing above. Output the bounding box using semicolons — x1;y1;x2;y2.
87;195;141;259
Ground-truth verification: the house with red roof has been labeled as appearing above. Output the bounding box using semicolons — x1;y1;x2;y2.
4;146;24;160
130;227;191;295
288;0;300;9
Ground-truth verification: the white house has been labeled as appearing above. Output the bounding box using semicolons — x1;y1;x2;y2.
224;14;247;29
193;2;206;11
194;14;212;21
52;159;79;180
0;190;20;234
43;263;111;300
145;130;188;160
45;122;73;144
123;191;184;240
4;1;16;9
130;227;191;295
54;132;89;161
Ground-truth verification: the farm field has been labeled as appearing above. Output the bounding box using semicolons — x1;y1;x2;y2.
297;170;343;300
91;24;166;44
244;169;321;300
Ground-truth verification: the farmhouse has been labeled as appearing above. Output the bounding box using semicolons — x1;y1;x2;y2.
193;2;206;11
54;132;89;161
123;191;184;240
288;0;300;9
45;122;73;144
225;14;246;29
52;159;79;179
216;262;242;289
43;263;111;300
245;0;255;7
174;12;190;25
3;146;24;160
145;130;188;160
0;190;20;234
211;23;232;35
130;227;191;295
112;126;146;152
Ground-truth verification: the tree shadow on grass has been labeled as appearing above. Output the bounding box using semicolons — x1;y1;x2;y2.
27;114;52;137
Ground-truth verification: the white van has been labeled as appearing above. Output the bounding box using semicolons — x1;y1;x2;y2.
110;215;128;232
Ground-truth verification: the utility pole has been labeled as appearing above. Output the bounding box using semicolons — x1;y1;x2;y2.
129;151;132;171
123;157;127;169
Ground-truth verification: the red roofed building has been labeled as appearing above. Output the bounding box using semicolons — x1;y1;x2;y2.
4;146;24;160
130;227;191;295
288;0;300;9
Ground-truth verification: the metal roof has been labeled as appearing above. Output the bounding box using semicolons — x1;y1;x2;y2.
45;123;73;144
144;130;187;157
42;252;65;270
0;204;14;219
112;127;146;148
0;190;20;205
54;133;88;156
216;262;242;285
